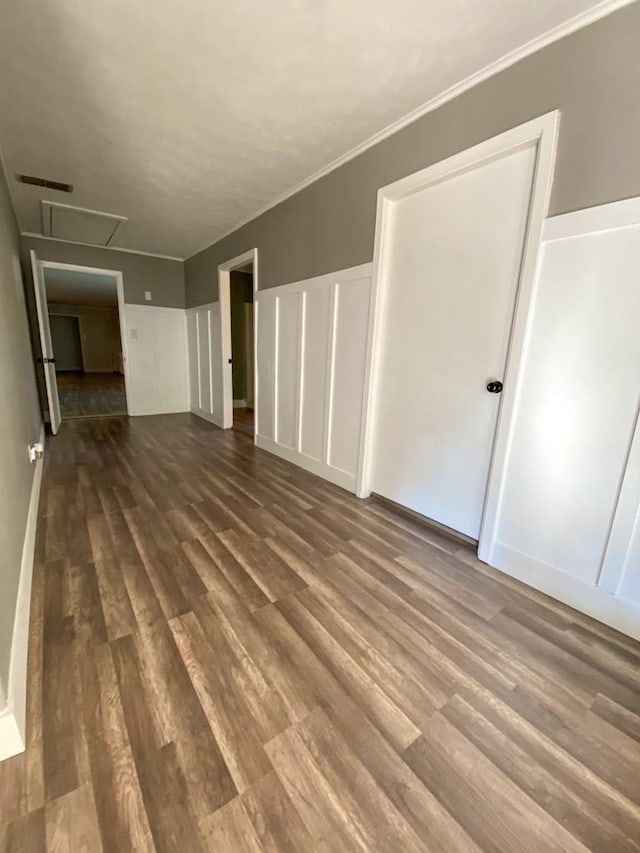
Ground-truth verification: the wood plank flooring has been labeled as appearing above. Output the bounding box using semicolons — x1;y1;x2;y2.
2;413;640;851
57;372;127;419
232;406;254;438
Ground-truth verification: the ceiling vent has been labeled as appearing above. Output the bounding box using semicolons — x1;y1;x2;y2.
41;200;127;246
18;173;73;193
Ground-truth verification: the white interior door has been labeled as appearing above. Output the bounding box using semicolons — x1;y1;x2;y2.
370;143;537;539
30;250;61;434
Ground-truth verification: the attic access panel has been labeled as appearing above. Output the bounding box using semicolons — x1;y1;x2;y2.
41;201;127;246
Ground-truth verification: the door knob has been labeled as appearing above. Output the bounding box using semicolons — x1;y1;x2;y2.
486;380;503;394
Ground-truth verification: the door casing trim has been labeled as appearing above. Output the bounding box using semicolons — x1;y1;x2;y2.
356;111;561;566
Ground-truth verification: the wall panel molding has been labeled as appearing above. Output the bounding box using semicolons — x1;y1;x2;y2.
491;196;640;638
186;301;224;426
491;542;640;641
124;304;190;416
256;263;372;492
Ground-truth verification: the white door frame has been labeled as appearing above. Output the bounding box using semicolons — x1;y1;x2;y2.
217;248;259;437
356;111;560;563
38;260;130;415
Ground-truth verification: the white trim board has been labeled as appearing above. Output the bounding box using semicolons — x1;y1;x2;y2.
0;424;45;761
256;263;372;493
256;436;356;493
186;0;631;259
125;303;186;315
255;263;373;300
543;194;640;240
186;300;218;313
491;542;640;641
21;231;183;263
190;406;220;426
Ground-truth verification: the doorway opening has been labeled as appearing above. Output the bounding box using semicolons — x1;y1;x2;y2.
230;265;255;436
217;248;258;438
31;251;129;432
45;267;126;419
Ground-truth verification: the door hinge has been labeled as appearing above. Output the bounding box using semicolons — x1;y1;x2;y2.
37;357;56;364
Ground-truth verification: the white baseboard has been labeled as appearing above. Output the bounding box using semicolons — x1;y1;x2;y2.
233;399;247;409
190;407;223;428
0;423;45;761
256;434;356;493
490;542;640;641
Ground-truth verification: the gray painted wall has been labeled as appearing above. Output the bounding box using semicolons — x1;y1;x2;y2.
49;314;83;370
0;168;41;701
48;303;123;372
21;236;185;308
185;2;640;307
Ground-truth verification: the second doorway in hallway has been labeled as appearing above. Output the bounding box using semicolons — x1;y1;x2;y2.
230;265;255;437
45;265;128;420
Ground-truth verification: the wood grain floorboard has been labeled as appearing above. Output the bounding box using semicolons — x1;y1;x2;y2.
1;412;639;852
57;372;127;419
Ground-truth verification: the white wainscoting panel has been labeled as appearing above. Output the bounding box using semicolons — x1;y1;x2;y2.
329;277;372;475
300;286;332;461
275;292;301;449
186;301;224;426
197;311;212;413
256;263;372;492
256;299;276;439
186;310;199;410
489;197;640;639
598;411;640;604
123;304;189;416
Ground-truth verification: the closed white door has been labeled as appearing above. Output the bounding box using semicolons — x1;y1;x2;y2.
370;143;537;539
30;250;62;434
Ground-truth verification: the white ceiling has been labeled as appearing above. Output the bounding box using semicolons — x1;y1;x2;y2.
0;0;619;260
44;267;117;307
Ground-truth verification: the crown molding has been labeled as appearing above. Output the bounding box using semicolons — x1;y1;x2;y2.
187;0;635;260
20;232;183;263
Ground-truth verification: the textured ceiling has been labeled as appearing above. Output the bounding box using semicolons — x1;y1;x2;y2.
0;0;616;259
44;268;117;307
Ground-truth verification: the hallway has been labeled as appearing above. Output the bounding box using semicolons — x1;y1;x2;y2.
1;414;640;851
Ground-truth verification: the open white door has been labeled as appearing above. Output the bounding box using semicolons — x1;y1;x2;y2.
30;250;61;434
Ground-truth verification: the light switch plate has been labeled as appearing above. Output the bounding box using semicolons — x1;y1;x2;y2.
145;291;152;301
